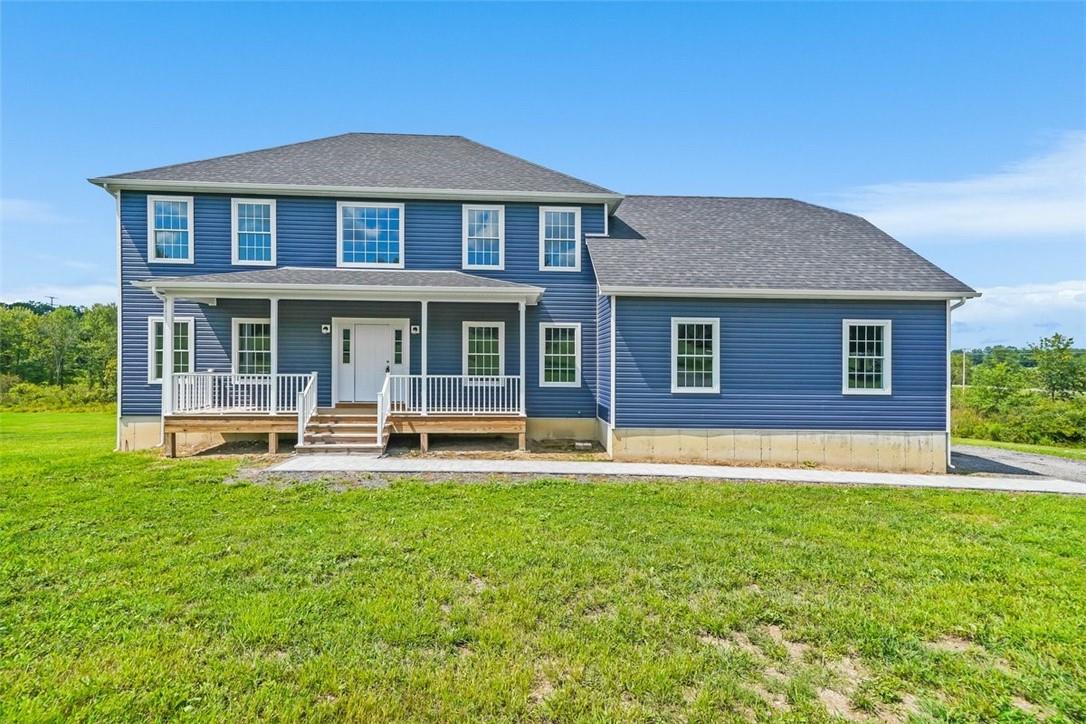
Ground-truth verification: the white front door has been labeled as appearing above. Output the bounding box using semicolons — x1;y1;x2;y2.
336;323;393;402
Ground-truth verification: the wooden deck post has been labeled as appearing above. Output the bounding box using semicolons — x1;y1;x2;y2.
517;432;526;451
420;432;429;453
164;432;176;458
268;432;279;454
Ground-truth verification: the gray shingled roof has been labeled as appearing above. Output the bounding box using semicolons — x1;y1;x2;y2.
135;267;541;291
589;196;976;296
96;133;617;196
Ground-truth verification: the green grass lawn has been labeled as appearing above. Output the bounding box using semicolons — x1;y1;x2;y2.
2;412;1085;721
954;437;1086;462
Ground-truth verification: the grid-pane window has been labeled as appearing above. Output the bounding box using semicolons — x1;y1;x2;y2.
542;325;579;386
235;201;273;263
235;321;272;374
340;204;401;266
845;322;890;392
673;319;718;392
394;329;403;364
541;209;579;269
151;320;192;381
465;207;502;268
341;328;351;364
151;199;191;260
465;324;502;376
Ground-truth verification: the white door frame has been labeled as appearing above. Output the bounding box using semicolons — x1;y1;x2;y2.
331;317;411;403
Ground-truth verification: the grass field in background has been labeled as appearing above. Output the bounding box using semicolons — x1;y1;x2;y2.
2;411;1084;721
954;437;1086;461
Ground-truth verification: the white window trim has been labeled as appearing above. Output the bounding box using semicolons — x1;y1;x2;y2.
670;317;720;394
462;321;505;378
147;315;195;383
231;198;276;266
842;319;892;395
146;195;195;264
539;322;581;387
336;201;406;269
538;206;581;272
231;317;272;374
461;204;505;271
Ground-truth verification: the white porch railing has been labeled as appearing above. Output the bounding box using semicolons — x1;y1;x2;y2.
375;373;391;446
170;372;315;415
296;373;318;441
389;374;522;416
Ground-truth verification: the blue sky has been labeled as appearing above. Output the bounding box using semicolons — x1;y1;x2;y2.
1;2;1083;348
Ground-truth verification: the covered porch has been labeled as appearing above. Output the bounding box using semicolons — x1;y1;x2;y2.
136;268;543;456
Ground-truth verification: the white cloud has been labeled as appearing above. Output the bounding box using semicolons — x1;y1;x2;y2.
953;280;1086;348
0;198;71;225
835;132;1086;239
0;283;114;308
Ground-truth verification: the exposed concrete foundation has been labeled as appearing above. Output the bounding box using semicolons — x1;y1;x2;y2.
526;417;599;442
611;428;947;473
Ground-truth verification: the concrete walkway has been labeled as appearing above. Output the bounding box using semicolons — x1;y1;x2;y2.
270;456;1086;495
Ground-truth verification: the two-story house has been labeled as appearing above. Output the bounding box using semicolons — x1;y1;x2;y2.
91;133;977;472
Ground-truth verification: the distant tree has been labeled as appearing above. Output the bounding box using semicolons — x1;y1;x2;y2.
36;307;81;386
0;306;45;381
78;304;117;392
1031;333;1086;400
969;360;1029;413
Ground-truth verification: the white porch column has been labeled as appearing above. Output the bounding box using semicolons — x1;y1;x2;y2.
420;300;429;415
518;301;526;415
269;297;279;414
160;294;174;444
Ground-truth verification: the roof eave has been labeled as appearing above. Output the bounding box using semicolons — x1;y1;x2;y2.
597;284;981;301
131;278;545;305
89;177;624;211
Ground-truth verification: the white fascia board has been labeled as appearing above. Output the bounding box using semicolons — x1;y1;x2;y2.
132;279;544;305
598;285;982;301
89;177;624;211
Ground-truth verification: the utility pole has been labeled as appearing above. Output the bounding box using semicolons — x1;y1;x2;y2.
46;295;57;309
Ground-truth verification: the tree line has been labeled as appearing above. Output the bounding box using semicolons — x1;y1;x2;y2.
0;302;117;408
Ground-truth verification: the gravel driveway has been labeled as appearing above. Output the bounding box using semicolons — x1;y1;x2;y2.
952;444;1086;483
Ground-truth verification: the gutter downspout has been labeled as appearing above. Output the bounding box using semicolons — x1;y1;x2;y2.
946;298;968;470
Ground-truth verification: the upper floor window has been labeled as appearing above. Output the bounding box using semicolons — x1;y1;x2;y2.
540;323;581;387
337;202;404;268
148;316;194;383
233;318;272;374
147;195;194;264
843;320;892;395
539;207;581;272
462;205;504;270
231;199;276;266
671;317;719;393
463;322;504;377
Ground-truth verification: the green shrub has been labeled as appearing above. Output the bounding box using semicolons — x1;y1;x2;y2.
952;388;1086;446
0;382;114;412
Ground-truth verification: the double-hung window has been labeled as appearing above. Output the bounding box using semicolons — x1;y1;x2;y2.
337;202;404;268
147;195;194;263
148;316;194;383
539;206;581;271
233;318;272;374
462;205;504;270
463;322;504;378
671;317;720;393
843;320;892;394
231;199;276;265
540;323;580;387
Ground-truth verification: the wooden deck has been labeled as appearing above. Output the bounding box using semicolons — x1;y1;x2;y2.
162;409;526;457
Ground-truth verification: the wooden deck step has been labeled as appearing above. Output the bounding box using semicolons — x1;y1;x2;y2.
295;442;384;454
299;405;388;455
304;433;378;445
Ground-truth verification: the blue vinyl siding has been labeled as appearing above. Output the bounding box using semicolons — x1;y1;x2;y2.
120;191;603;417
596;295;611;422
614;298;946;431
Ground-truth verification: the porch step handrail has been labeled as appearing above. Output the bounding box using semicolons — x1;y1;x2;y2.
388;374;522;416
296;372;318;442
375;372;391;447
171;371;313;415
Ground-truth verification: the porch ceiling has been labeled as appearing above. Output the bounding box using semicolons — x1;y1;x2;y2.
133;267;544;304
